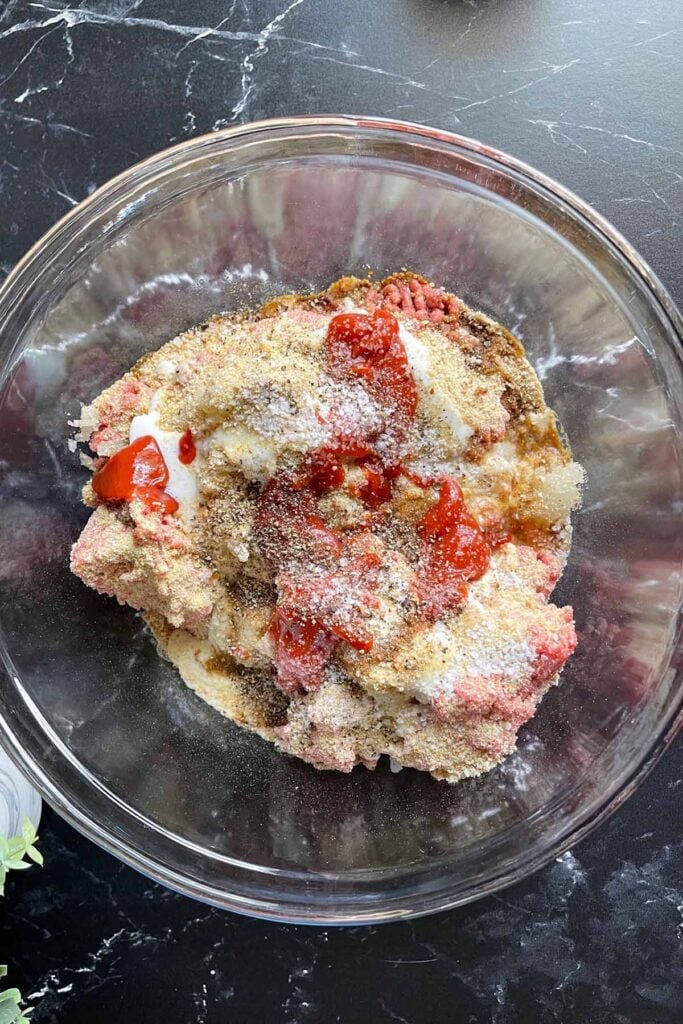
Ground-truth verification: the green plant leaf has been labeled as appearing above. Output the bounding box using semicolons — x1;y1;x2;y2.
2;820;41;878
0;1004;21;1024
20;820;36;845
0;827;42;1024
0;990;21;1004
1;860;30;872
0;989;23;1024
24;848;42;867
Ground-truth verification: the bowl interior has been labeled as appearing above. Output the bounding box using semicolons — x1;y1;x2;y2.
0;122;681;919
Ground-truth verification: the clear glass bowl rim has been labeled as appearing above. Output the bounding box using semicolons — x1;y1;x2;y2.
0;114;681;924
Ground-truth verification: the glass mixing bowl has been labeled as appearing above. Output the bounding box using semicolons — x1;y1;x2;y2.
0;116;681;924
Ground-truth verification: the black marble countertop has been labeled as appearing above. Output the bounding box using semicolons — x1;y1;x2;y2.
1;1;682;1021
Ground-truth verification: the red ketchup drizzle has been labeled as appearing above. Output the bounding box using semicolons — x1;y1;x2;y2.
416;477;491;621
269;612;339;696
358;458;401;509
326;309;417;455
269;543;381;694
292;445;346;496
178;428;196;465
257;302;413;689
92;435;179;515
324;310;418;509
258;310;491;693
294;437;404;512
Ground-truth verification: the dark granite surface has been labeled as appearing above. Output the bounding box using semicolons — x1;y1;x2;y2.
0;0;681;1021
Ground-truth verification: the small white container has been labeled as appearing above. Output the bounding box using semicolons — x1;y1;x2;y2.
0;748;41;839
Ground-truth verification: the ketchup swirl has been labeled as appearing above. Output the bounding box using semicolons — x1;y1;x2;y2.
257;311;492;694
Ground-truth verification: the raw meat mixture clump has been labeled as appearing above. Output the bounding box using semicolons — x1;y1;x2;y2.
70;273;583;782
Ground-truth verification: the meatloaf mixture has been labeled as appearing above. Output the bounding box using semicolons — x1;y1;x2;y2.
70;273;583;782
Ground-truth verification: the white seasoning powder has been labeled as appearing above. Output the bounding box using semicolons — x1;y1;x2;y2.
405;608;536;704
242;391;327;452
